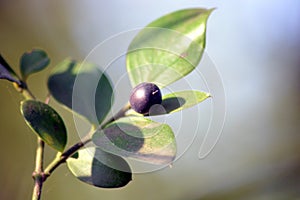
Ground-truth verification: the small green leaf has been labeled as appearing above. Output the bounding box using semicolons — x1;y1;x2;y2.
0;54;22;85
21;100;67;152
126;8;214;88
93;117;176;165
47;59;113;125
20;49;50;80
148;90;211;115
67;147;132;188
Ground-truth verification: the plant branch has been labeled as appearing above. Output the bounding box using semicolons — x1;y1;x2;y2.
44;132;92;179
23;87;36;100
13;81;36;100
15;84;45;200
32;138;45;200
44;93;51;104
43;103;131;180
34;138;45;175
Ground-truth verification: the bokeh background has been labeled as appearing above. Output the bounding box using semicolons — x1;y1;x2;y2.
1;0;300;199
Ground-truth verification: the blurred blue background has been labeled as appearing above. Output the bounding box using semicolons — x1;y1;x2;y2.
1;0;300;199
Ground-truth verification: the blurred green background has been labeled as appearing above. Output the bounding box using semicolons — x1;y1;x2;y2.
1;0;300;199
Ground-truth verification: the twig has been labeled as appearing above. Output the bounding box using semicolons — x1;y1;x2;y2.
44;135;91;178
31;138;45;200
43;103;131;179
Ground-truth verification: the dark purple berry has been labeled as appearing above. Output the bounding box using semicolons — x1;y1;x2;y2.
129;82;162;114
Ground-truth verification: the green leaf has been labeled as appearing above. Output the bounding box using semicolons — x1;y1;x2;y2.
47;59;113;125
148;90;211;115
93;117;176;165
0;54;22;85
67;147;132;188
20;49;50;80
126;8;214;88
21;100;67;152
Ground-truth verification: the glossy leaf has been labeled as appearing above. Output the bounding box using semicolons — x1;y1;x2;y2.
47;59;113;125
20;49;50;80
0;54;22;85
21;100;67;152
148;90;211;115
93;117;176;165
126;8;214;88
67;147;132;188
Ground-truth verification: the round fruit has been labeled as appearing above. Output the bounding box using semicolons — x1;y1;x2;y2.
129;82;162;114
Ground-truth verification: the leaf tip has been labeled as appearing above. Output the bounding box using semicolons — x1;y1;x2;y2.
208;7;217;13
200;8;216;23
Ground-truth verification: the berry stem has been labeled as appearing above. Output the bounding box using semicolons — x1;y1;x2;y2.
101;102;131;128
